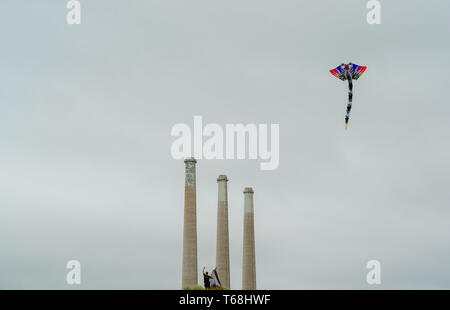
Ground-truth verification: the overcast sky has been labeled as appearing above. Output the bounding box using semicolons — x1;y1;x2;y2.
1;0;449;289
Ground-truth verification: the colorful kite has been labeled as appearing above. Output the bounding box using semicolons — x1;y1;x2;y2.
330;63;367;129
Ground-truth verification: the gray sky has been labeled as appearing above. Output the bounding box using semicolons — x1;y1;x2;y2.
1;0;449;289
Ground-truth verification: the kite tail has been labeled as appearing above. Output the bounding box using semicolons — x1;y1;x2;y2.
345;79;353;129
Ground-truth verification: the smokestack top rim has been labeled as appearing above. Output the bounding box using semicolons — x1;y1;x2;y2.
217;175;228;182
243;187;254;194
184;157;197;163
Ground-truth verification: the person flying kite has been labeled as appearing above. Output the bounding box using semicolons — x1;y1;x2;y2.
329;63;367;129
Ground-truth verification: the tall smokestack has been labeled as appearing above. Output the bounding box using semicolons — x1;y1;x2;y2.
182;157;198;288
216;175;230;289
242;187;256;290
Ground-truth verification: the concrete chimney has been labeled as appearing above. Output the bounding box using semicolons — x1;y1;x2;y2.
182;157;198;288
216;175;230;289
242;187;256;290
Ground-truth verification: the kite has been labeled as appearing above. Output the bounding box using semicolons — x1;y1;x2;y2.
329;63;367;129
